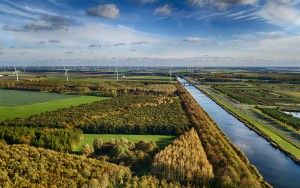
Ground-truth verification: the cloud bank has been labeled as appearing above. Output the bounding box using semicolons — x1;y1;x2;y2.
259;0;300;26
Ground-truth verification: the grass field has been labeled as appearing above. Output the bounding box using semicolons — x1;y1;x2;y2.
0;90;108;121
278;91;300;98
73;134;176;151
0;89;77;106
210;83;300;106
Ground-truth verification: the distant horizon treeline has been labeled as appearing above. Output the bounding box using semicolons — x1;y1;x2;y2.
0;80;176;97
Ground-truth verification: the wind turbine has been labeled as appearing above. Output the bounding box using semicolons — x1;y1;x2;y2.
115;67;119;81
63;67;74;81
13;66;20;81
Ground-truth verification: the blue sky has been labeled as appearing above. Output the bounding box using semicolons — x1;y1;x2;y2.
0;0;300;66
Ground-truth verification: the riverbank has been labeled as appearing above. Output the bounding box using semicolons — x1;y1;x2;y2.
196;84;300;165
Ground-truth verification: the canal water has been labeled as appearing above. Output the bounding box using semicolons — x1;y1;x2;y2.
284;111;300;119
178;77;300;188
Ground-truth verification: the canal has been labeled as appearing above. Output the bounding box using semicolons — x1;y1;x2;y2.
178;77;300;188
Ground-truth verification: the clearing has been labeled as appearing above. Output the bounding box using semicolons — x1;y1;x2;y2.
73;134;176;151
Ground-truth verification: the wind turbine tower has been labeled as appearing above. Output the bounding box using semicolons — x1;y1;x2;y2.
13;66;20;81
64;67;73;81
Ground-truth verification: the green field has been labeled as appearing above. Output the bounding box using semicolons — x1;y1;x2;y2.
209;83;300;106
0;89;108;121
74;134;176;151
0;89;77;106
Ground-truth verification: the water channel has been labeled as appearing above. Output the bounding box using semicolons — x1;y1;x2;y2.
284;111;300;119
178;77;300;188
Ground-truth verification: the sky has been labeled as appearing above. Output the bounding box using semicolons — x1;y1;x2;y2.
0;0;300;66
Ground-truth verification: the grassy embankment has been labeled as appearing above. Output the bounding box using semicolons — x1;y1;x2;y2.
198;85;300;163
73;134;176;151
0;89;108;121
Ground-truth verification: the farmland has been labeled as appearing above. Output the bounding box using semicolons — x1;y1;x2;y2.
189;72;300;163
3;0;300;185
0;89;107;121
190;72;300;84
210;83;300;107
0;73;270;187
0;89;76;106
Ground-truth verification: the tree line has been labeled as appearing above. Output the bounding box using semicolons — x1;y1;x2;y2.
0;125;82;152
0;80;176;97
258;107;300;131
153;128;214;185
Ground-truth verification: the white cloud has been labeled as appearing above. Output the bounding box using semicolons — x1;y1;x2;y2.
0;23;161;59
183;37;204;42
154;4;172;16
87;4;119;19
0;3;37;20
188;0;257;10
23;6;58;16
136;0;156;4
258;0;300;26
